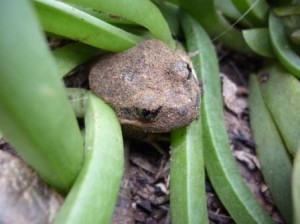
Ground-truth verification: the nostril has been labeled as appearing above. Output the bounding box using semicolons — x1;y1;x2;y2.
177;107;188;116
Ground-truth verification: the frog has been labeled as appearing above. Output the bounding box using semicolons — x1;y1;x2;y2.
89;39;201;133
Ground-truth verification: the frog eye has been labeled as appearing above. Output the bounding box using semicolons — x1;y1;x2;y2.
186;63;193;79
172;60;193;80
135;107;162;120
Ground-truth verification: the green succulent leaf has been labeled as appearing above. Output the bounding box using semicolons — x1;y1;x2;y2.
231;0;269;26
53;43;101;78
242;28;274;58
61;0;175;48
34;0;142;52
0;0;83;193
170;117;208;224
259;64;300;156
269;12;300;77
181;11;273;224
249;74;292;223
293;146;300;224
176;0;252;54
54;92;124;224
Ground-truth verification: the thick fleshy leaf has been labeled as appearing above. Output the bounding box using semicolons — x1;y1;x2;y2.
0;0;83;192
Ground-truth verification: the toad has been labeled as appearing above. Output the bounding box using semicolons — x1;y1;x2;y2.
89;39;201;133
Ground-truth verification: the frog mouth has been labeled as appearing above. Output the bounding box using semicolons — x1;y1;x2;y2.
119;119;149;126
119;119;157;132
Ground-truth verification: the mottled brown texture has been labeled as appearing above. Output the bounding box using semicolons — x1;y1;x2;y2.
89;39;201;133
0;150;63;224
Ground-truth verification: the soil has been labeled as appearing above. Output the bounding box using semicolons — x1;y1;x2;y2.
0;42;285;224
